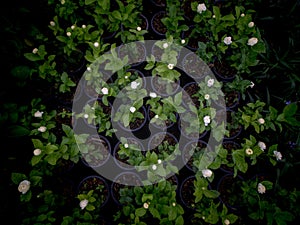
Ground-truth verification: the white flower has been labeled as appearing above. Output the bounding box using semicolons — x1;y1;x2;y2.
32;48;38;54
224;219;230;225
245;148;253;155
204;94;210;100
94;42;99;47
172;202;176;206
258;141;266;151
168;64;174;69
71;25;75;30
154;115;159;119
87;66;91;72
130;107;136;113
137;26;141;31
124;143;129;148
202;169;213;178
84;114;89;119
241;13;245;17
101;87;108;95
149;92;157;98
212;15;216;18
33;149;41;156
60;0;65;4
125;76;128;79
247;37;258;46
203;116;211;126
163;43;168;49
152;164;157;170
248;22;255;28
158;159;162;164
49;21;55;26
249;81;255;88
274;151;282;161
82;24;86;29
197;3;207;14
66;32;71;37
34;111;43;118
223;36;232;45
18;180;30;194
207;78;215;87
79;199;88;210
38;126;47;133
143;202;149;209
130;81;140;89
257;183;266;194
181;39;186;44
258;118;265;124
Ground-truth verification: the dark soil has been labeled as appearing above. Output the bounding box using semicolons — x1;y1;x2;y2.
182;82;200;107
217;174;244;211
213;59;237;81
225;110;242;139
182;0;197;21
182;53;208;79
182;26;209;51
180;176;196;209
151;0;166;8
152;75;180;96
225;91;240;109
151;11;167;35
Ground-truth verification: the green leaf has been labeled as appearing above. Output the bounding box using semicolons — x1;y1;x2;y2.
123;205;131;216
232;150;248;173
24;53;42;61
175;216;184;225
7;125;30;137
122;113;130;127
142;194;153;203
149;207;160;219
32;139;44;149
11;173;27;184
11;66;31;80
169;207;177;221
203;189;220;199
135;207;146;217
31;155;42;166
112;10;122;21
174;92;182;106
283;103;297;117
83;211;93;220
85;0;96;4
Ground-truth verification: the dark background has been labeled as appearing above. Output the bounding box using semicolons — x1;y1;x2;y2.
1;0;299;223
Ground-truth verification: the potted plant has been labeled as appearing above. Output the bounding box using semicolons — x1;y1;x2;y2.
113;179;184;224
79;134;111;168
190;3;266;78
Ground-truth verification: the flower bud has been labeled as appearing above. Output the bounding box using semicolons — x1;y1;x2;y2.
18;180;30;194
38;126;47;132
258;118;265;124
248;22;254;28
247;37;258;46
33;149;41;156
